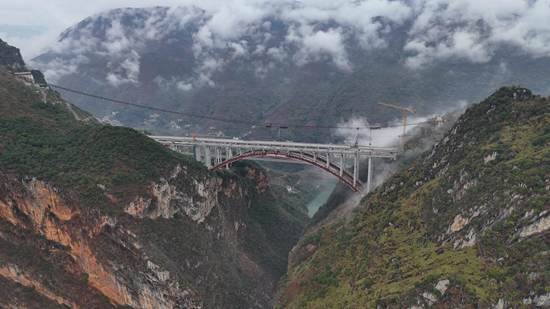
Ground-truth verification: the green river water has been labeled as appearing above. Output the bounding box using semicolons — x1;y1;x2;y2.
306;182;337;217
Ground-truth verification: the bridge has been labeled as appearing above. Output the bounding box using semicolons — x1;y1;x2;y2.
150;136;399;195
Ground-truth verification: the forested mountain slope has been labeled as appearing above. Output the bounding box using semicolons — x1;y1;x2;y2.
278;86;550;308
0;40;308;309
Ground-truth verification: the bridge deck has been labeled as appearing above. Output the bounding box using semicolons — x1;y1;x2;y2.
150;136;399;157
150;135;399;195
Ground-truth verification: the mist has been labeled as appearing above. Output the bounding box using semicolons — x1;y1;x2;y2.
325;102;468;219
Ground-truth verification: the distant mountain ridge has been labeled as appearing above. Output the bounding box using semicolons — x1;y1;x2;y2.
30;5;550;141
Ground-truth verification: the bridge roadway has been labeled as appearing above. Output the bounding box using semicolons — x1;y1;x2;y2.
150;136;399;194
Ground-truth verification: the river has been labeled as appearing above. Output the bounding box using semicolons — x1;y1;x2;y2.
306;182;336;217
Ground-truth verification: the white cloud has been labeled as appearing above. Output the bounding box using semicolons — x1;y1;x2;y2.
177;81;193;91
252;44;265;55
266;46;287;62
154;76;194;91
28;55;90;83
404;0;550;68
7;0;550;85
292;27;351;71
404;30;492;69
229;41;248;58
106;50;141;86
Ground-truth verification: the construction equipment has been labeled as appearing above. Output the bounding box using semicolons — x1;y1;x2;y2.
185;133;226;160
377;102;417;152
185;133;224;142
266;125;288;140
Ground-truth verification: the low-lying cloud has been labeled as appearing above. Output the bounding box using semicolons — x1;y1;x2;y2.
24;0;550;86
334;99;470;148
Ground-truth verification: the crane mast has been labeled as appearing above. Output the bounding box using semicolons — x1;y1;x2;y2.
377;102;418;152
185;133;225;143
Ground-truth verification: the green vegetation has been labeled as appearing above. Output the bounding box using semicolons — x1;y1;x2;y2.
0;64;205;208
30;70;47;84
279;87;550;308
0;38;26;71
230;161;310;275
0;116;203;204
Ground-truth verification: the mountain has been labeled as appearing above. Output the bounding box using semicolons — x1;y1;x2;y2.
0;40;309;309
277;86;550;308
30;5;550;141
0;38;26;72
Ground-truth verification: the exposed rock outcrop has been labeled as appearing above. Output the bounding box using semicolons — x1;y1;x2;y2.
0;173;203;309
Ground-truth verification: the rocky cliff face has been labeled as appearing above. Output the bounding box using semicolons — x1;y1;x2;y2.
278;87;550;308
0;156;305;309
0;168;209;308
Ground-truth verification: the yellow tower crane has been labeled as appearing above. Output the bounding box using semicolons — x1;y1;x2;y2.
377;102;417;152
185;133;225;142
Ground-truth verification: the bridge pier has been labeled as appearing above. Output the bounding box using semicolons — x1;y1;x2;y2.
205;146;211;168
367;156;373;193
339;154;344;177
353;154;358;187
227;147;233;169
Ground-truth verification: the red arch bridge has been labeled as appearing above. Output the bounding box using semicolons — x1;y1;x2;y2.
150;136;399;195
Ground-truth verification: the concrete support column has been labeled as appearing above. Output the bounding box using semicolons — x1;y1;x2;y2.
226;147;231;169
214;147;217;164
353;153;358;186
339;154;344;176
212;147;216;166
205;146;211;169
367;156;373;193
313;152;317;163
326;153;330;168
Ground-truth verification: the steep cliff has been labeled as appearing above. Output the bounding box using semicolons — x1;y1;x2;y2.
0;41;308;309
278;87;550;308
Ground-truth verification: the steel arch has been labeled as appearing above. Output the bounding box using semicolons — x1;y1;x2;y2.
211;150;364;194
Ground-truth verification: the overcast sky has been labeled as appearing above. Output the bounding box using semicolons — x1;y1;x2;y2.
0;0;350;59
2;0;550;81
0;0;236;59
